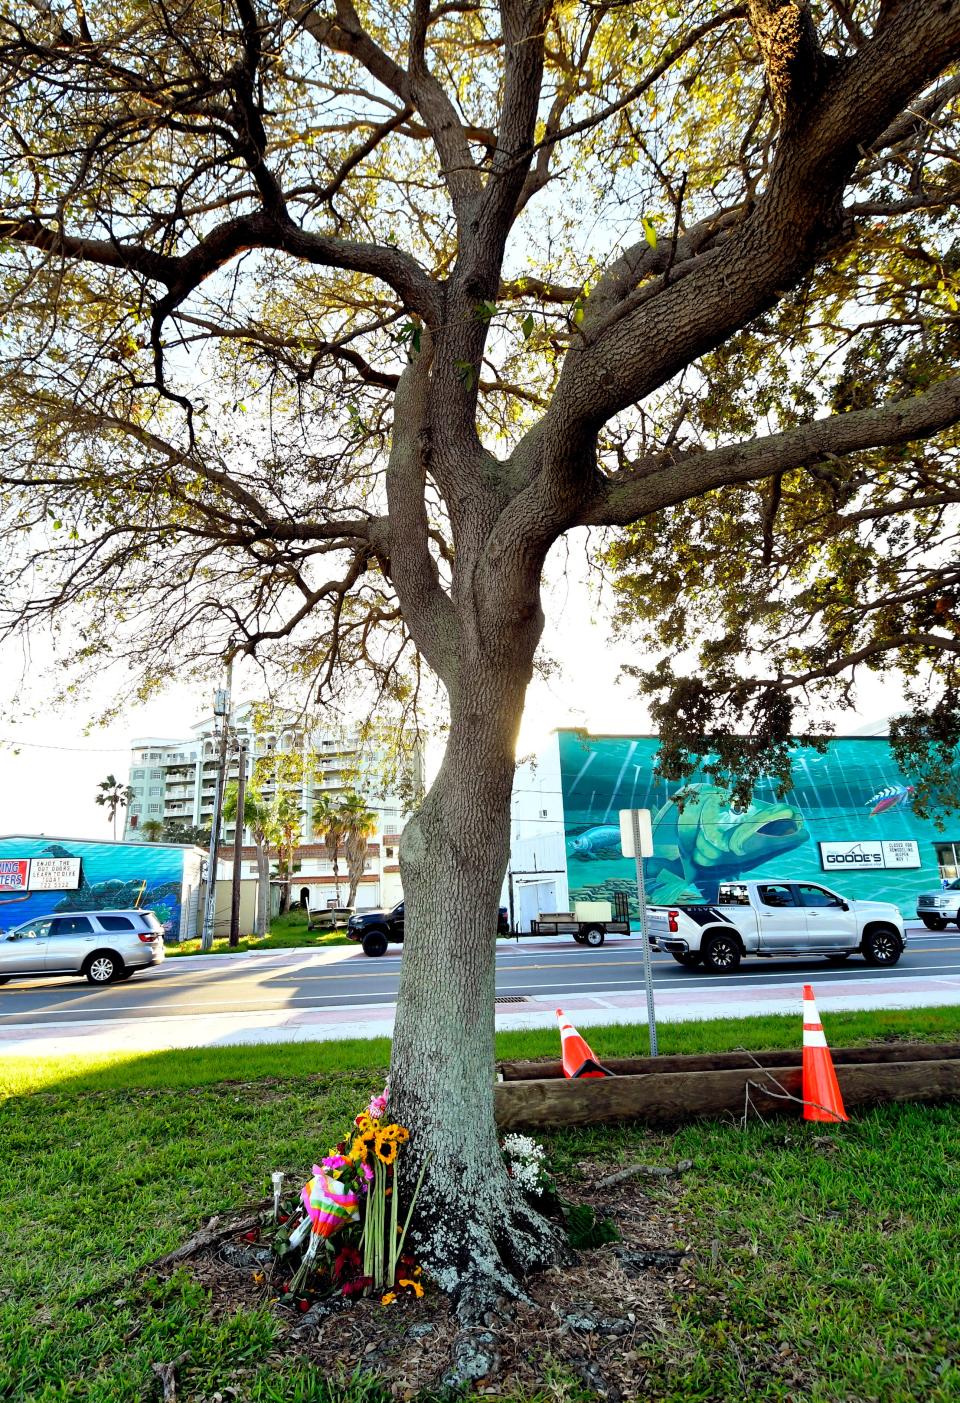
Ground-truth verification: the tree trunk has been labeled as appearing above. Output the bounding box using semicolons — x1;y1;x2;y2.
255;839;269;938
346;834;365;908
389;653;572;1319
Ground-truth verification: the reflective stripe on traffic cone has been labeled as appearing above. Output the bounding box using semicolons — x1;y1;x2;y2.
557;1009;613;1079
802;984;848;1123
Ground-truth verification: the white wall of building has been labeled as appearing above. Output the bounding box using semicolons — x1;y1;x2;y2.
505;736;569;929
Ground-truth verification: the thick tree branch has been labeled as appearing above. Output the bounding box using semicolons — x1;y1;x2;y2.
383;338;459;683
540;0;960;473
747;0;832;119
586;374;960;525
1;210;440;322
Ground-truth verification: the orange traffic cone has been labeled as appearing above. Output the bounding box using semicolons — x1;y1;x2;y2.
557;1009;613;1079
801;985;848;1123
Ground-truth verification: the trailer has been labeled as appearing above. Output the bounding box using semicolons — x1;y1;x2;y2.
306;905;353;932
530;893;631;946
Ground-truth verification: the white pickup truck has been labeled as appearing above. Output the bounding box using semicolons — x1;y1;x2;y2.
647;879;906;973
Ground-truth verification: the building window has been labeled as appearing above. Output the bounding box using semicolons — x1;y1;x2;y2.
385;847;394;859
147;803;161;813
131;768;144;779
934;843;960;881
149;787;162;796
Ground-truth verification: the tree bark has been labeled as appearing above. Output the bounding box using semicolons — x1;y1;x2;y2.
345;833;366;908
389;624;571;1318
255;837;270;938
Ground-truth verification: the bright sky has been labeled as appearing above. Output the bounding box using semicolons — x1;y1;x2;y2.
0;536;897;839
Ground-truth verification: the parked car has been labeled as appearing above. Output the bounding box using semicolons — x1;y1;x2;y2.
916;878;960;929
348;903;510;956
647;879;906;973
0;909;165;985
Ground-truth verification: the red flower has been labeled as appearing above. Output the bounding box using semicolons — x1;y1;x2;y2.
242;1230;259;1242
333;1244;363;1284
342;1276;372;1298
297;1298;311;1312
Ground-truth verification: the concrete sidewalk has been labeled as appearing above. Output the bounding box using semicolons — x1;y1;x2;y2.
2;967;959;1058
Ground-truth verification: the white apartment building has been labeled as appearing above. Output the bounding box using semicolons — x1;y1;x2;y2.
124;703;419;910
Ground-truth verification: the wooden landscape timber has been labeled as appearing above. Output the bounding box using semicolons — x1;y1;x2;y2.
499;1043;960;1081
494;1050;960;1130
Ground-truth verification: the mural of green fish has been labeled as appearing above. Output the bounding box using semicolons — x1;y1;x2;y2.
645;785;809;903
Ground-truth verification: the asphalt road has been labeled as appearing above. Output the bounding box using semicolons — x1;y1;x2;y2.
2;929;959;1028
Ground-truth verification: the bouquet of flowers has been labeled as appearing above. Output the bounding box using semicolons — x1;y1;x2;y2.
268;1081;427;1304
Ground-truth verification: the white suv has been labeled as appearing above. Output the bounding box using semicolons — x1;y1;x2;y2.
0;909;165;985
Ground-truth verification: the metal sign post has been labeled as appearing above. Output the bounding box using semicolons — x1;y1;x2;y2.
619;808;658;1056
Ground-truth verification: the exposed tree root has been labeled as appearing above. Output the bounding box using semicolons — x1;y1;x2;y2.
409;1190;577;1325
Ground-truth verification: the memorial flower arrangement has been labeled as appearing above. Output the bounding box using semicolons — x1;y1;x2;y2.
266;1082;427;1306
501;1133;552;1197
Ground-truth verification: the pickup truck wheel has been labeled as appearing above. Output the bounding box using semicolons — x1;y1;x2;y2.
701;933;741;973
361;930;389;958
583;926;605;947
861;925;903;967
920;915;947;930
671;952;702;968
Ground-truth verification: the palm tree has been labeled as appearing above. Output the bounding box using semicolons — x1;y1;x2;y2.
340;793;378;909
95;774;134;839
141;818;164;842
312;792;348;905
269;790;304;916
223;781;273;938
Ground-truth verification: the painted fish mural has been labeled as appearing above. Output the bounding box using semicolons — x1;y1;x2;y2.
646;786;808;902
567;826;624;861
866;785;914;816
568;785;809;904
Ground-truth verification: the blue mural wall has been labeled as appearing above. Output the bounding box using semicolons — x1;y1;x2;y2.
0;836;192;936
558;731;958;918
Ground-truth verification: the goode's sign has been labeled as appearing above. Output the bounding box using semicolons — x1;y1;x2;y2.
820;840;921;871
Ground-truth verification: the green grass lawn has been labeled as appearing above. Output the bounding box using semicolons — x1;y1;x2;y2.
2;1007;960;1401
168;908;351;957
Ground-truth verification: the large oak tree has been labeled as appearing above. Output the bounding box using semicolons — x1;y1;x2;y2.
1;0;959;1312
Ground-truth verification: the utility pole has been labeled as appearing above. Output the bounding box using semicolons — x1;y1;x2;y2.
201;657;233;951
229;736;248;948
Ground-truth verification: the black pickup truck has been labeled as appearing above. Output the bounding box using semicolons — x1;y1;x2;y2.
347;902;510;956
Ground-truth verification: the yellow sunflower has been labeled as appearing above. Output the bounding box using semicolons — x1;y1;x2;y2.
374;1133;397;1164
